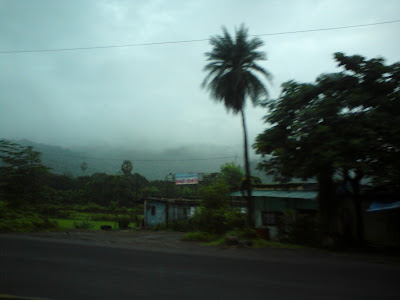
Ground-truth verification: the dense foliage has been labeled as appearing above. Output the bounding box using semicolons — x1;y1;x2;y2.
0;139;49;208
254;53;400;242
0;138;247;232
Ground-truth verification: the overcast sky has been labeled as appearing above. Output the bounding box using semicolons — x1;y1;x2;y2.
1;0;399;155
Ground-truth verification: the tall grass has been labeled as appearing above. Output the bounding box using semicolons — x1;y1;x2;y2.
53;219;117;230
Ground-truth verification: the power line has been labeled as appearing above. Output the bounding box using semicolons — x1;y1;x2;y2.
1;19;398;54
252;19;400;37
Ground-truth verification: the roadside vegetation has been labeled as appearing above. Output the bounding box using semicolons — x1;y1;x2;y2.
0;139;147;232
1;25;398;251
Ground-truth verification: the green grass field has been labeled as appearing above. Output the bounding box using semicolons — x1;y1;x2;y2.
52;219;120;230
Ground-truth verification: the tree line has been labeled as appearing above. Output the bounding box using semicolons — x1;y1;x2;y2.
0;138;247;210
201;24;399;245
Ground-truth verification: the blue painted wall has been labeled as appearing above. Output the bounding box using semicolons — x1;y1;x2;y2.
145;200;199;226
145;201;167;226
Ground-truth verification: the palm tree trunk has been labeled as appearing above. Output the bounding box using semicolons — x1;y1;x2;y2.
241;109;253;227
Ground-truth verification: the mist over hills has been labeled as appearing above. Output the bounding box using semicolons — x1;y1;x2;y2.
13;139;272;182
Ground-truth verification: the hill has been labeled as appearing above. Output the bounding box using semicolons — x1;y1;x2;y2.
12;139;272;182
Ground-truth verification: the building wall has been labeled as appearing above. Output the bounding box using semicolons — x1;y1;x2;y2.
145;200;199;226
168;205;199;221
253;197;317;239
254;197;317;226
145;201;167;226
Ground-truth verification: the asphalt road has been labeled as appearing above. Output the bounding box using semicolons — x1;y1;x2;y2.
0;235;399;300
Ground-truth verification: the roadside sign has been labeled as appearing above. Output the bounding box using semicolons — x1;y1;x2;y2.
175;173;199;185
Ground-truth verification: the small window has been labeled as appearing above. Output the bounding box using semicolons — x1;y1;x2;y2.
151;206;156;216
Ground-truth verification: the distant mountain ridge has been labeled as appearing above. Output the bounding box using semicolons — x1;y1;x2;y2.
10;139;272;182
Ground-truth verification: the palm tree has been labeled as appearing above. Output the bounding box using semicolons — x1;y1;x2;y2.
80;162;88;176
121;160;133;176
202;25;271;226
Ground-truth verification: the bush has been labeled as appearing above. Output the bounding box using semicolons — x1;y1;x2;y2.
118;215;131;229
276;211;320;246
169;219;194;232
90;213;116;221
73;219;95;230
36;204;77;218
151;223;168;231
223;209;247;230
225;229;258;240
191;207;246;234
83;203;104;212
0;207;59;232
182;231;219;242
198;180;230;209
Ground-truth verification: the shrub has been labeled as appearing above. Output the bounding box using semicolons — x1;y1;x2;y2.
223;209;246;230
83;203;104;212
118;215;131;229
151;223;168;231
32;218;59;230
276;211;320;246
169;219;194;232
191;207;246;234
182;231;219;242
225;228;258;240
36;204;78;218
73;219;95;230
90;213;116;221
0;207;59;232
198;180;230;209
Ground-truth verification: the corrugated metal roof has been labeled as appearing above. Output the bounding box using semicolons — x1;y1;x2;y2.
229;190;318;200
366;201;400;212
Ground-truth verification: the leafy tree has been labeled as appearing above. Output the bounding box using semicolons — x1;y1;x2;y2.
148;179;174;197
218;162;244;191
198;180;230;209
121;160;133;176
0;140;49;207
178;186;196;198
85;174;134;207
202;24;272;226
142;186;161;198
42;173;76;191
132;173;149;200
80;162;88;175
254;53;400;243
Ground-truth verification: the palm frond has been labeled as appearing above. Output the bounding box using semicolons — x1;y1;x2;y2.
202;24;271;112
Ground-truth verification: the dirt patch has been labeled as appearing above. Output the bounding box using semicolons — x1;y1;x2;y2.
22;230;186;248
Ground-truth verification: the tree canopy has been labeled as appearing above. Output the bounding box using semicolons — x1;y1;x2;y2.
254;53;400;241
202;24;272;114
121;160;133;176
218;162;244;192
80;162;88;175
255;52;399;187
0;139;49;207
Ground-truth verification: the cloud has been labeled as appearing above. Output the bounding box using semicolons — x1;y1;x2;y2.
1;0;399;153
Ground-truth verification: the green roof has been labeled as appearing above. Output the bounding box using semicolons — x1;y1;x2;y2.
229;190;317;200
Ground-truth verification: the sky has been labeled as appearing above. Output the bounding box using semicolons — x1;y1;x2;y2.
1;0;399;156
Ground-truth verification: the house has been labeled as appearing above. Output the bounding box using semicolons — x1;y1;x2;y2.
144;197;200;227
364;201;400;247
229;184;318;239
